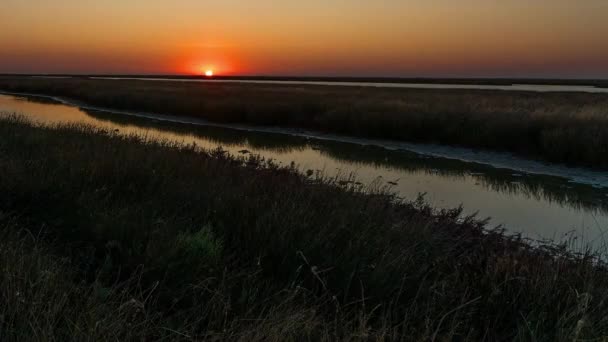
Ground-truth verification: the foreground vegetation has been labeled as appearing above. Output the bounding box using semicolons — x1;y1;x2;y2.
1;116;608;340
1;77;608;169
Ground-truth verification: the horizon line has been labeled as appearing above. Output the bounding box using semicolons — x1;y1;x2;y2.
1;73;608;83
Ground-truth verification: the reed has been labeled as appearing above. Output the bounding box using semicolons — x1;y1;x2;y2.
1;115;608;340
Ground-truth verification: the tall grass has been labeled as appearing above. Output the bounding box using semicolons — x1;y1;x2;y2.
0;224;162;341
1;77;608;168
1;115;608;340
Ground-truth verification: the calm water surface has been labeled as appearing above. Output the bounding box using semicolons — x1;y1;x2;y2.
1;94;608;246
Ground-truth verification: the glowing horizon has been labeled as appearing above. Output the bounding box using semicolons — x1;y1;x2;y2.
1;0;608;78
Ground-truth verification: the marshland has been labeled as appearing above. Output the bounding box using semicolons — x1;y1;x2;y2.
1;75;608;340
4;0;608;340
1;76;608;168
1;90;607;242
3;113;608;341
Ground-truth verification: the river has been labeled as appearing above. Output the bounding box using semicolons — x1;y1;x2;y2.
1;93;607;247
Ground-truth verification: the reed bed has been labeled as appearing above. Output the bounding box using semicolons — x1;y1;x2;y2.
1;115;608;340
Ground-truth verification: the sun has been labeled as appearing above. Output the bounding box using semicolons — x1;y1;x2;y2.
205;69;214;77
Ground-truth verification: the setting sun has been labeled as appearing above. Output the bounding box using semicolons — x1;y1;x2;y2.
205;70;214;77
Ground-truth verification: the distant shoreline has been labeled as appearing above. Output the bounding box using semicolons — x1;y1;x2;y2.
2;74;608;88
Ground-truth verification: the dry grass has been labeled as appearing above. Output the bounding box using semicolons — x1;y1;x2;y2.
1;115;608;341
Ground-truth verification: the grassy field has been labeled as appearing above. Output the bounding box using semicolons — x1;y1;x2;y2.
1;77;608;169
1;115;608;341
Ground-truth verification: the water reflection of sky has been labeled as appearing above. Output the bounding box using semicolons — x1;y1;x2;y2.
1;94;607;246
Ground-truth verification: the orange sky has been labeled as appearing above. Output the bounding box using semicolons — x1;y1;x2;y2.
1;0;608;77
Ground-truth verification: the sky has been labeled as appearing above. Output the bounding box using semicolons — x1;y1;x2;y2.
1;0;608;78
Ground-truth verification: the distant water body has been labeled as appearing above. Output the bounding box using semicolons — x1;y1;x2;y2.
86;77;608;93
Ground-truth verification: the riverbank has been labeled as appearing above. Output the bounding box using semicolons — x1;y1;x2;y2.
1;115;608;340
1;77;607;169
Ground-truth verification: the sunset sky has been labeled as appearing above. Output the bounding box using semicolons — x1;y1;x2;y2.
1;0;608;78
